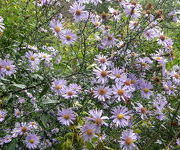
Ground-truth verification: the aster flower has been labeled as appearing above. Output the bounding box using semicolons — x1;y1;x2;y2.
0;110;7;122
94;55;111;66
144;28;160;40
28;121;38;130
134;103;150;120
93;86;112;101
69;2;88;22
50;19;63;35
91;14;102;27
12;122;30;137
163;81;176;95
120;129;138;150
57;108;76;126
112;83;132;102
38;52;52;62
60;30;77;45
124;3;141;19
111;106;132;127
93;65;111;84
139;79;153;99
14;109;23;118
25;134;40;149
1;59;16;76
2;135;12;144
157;35;173;48
62;86;78;99
51;79;67;95
170;69;180;85
110;68;127;83
153;94;167;111
86;109;108;127
81;123;98;142
136;57;153;70
101;33;117;48
69;83;82;93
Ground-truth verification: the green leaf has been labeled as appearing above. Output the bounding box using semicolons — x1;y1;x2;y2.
13;83;26;89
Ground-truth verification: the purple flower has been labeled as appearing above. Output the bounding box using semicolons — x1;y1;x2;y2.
14;109;23;118
111;106;132;127
51;79;67;95
112;83;132;101
0;16;5;32
101;33;117;48
163;81;176;95
11;122;30;137
86;109;108;127
153;94;167;111
69;2;88;22
94;55;111;66
60;30;77;45
57;108;76;126
0;110;7;122
139;79;153;99
25;134;40;149
93;65;111;84
110;68;127;83
120;129;138;150
157;35;173;48
50;19;63;34
81;123;98;142
1;59;16;76
93;86;112;101
2;135;12;144
134;103;150;120
62;86;78;99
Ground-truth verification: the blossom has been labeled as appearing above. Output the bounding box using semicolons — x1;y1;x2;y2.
57;108;76;126
38;52;52;62
14;109;23;118
157;35;173;48
60;30;77;45
51;79;67;95
139;79;153;99
112;83;132;101
134;103;149;120
94;55;111;66
86;109;108;127
93;86;112;101
120;129;138;150
69;2;88;22
163;81;176;95
12;122;30;137
0;110;7;122
1;59;16;76
101;33;117;48
25;134;40;149
110;68;127;83
50;19;63;34
81;123;98;141
62;86;78;99
93;65;111;84
111;106;132;127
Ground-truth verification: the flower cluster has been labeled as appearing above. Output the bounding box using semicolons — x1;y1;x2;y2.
0;0;179;150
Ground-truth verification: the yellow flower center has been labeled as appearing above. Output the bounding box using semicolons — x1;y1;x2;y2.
54;26;61;32
86;129;93;136
174;74;180;79
124;80;131;86
21;127;27;133
125;137;133;145
67;91;73;96
117;113;124;119
117;89;125;95
143;88;149;93
115;74;121;78
66;35;72;41
131;80;136;84
63;114;70;120
55;85;62;90
141;107;147;114
100;58;106;63
95;118;102;125
29;139;35;144
101;71;108;77
6;66;11;71
30;56;35;61
107;36;113;41
99;89;107;95
75;10;81;16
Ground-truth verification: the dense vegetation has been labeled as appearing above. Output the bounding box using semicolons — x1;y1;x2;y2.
0;0;179;150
